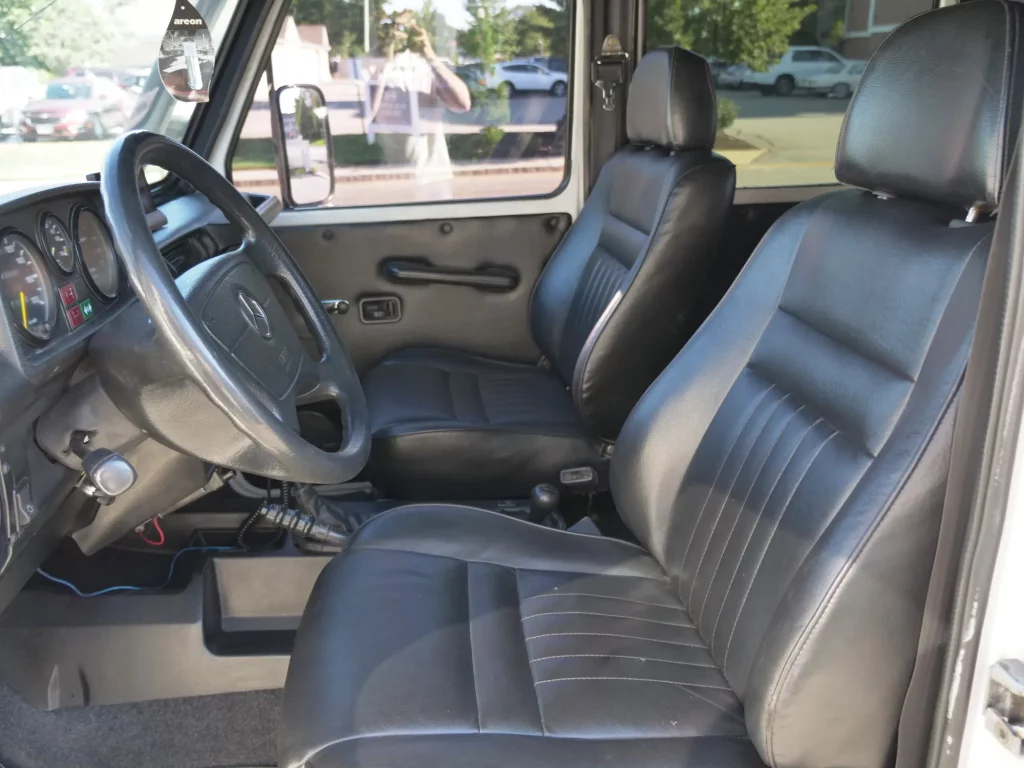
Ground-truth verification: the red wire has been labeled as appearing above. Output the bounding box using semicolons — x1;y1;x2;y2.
140;517;165;547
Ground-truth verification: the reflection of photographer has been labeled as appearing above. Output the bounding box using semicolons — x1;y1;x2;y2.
366;11;472;201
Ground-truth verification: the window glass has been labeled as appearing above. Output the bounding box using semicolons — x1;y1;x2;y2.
0;0;240;197
230;0;572;208
646;0;929;187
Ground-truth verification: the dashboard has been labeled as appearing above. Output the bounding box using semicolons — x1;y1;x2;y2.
0;193;123;347
0;180;280;607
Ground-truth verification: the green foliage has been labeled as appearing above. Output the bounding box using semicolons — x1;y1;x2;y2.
646;0;816;71
514;5;554;57
458;0;517;73
291;0;386;57
1;0;123;72
716;96;738;131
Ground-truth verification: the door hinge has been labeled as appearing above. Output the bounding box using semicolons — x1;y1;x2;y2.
985;659;1024;757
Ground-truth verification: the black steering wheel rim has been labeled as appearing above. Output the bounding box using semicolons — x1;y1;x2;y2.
100;130;370;484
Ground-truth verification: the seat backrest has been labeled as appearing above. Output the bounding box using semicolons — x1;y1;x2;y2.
530;47;735;440
610;3;1024;767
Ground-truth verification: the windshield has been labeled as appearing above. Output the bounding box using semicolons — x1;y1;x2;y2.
0;0;239;196
45;82;92;100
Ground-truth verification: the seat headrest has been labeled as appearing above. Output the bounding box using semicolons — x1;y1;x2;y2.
836;0;1024;210
626;47;716;151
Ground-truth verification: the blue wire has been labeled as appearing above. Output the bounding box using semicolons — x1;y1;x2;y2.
36;546;236;598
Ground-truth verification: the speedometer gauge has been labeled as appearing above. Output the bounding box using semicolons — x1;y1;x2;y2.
40;214;74;274
75;209;119;300
0;232;56;342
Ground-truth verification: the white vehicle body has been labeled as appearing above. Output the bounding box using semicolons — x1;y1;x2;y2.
484;61;568;95
798;61;867;97
744;46;847;95
716;64;750;88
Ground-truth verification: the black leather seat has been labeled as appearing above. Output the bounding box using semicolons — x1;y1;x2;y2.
363;47;736;499
280;3;1022;767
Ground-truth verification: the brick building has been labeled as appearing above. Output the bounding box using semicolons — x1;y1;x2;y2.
841;0;933;59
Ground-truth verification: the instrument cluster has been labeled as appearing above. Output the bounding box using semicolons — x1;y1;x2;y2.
0;199;121;346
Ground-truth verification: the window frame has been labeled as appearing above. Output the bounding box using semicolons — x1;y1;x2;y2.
216;0;583;220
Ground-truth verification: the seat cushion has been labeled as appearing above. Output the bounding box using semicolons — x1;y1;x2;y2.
363;349;600;499
280;505;766;768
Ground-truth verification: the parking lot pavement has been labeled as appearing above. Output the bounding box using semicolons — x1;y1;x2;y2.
724;89;848;187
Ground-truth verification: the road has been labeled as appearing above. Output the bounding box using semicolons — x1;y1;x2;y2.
0;86;848;195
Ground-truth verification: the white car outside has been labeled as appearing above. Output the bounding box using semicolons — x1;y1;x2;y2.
484;61;568;97
716;64;750;89
743;46;847;96
797;61;867;98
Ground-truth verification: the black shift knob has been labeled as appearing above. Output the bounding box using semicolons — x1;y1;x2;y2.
529;483;560;522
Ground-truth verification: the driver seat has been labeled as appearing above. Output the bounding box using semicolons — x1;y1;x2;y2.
279;3;1022;767
362;47;735;499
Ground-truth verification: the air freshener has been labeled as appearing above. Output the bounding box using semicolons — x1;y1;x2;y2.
158;1;215;102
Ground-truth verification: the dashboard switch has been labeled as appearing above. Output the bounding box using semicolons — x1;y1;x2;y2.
65;304;84;329
58;283;77;307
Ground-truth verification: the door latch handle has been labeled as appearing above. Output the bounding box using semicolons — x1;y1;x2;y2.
322;299;350;315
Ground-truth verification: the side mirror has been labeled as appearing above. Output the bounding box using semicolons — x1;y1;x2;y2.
272;84;335;207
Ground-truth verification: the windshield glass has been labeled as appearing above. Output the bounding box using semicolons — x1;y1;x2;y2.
45;82;92;100
0;0;239;196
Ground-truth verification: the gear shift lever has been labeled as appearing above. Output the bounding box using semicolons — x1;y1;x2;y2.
529;483;560;523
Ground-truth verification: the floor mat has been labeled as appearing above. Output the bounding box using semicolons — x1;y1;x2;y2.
0;681;281;768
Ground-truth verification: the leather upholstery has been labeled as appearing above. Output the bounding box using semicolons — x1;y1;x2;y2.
836;0;1024;210
282;5;1017;767
362;48;734;497
281;505;766;768
626;46;717;150
531;146;735;439
362;349;599;499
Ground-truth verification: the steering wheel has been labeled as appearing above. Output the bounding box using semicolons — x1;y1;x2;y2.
95;131;369;484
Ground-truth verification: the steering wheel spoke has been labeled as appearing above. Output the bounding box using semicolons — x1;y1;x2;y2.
96;131;370;484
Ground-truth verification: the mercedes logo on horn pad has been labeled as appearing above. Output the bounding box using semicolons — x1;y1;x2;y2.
238;291;273;339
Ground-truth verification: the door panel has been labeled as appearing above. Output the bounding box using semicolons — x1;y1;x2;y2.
275;212;572;373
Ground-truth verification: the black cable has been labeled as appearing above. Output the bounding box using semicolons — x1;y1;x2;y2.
237;480;288;550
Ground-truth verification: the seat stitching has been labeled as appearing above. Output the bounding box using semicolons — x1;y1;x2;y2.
708;416;822;646
526;632;706;647
521;611;695;628
534;676;731;691
689;392;791;611
466;562;482;734
533;678;747;725
514;568;547;736
722;428;839;672
530;654;718;667
679;379;778;573
696;403;807;627
521;593;688;610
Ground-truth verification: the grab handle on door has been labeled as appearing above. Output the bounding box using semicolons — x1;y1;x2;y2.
383;259;519;292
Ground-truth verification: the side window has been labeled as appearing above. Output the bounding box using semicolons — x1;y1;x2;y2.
231;0;572;208
646;0;930;188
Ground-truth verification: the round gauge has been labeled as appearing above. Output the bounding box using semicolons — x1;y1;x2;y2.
40;213;74;274
0;232;57;342
75;209;119;300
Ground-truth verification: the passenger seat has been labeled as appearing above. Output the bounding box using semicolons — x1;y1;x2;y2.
362;47;737;499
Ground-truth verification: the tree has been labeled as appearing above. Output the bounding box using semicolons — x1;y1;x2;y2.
291;0;385;58
646;0;816;71
458;0;517;73
536;0;569;59
1;0;124;72
513;5;554;57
